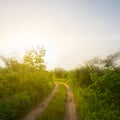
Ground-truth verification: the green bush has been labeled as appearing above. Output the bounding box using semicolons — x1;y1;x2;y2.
68;64;120;120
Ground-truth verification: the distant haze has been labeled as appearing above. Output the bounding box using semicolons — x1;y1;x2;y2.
0;0;120;70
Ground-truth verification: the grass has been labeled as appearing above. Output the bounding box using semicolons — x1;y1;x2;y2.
37;84;67;120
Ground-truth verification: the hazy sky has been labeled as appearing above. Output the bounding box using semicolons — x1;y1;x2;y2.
0;0;120;69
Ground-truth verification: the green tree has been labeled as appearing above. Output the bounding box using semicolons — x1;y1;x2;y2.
53;68;68;79
103;51;120;69
23;47;46;70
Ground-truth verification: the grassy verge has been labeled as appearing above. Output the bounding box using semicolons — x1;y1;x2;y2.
37;84;67;120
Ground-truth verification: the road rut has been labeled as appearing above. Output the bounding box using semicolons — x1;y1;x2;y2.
20;84;58;120
58;82;78;120
65;84;78;120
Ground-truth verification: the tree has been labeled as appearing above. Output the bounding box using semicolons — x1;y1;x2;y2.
103;51;120;69
53;68;68;79
23;47;46;70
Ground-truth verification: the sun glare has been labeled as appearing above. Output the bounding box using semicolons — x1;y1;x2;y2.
44;48;58;70
2;34;57;70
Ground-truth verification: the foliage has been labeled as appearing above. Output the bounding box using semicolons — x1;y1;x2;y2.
103;51;120;69
69;67;92;88
53;68;68;79
0;47;54;120
68;51;120;120
23;47;46;70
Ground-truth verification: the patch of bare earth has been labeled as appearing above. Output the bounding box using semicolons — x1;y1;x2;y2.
64;83;78;120
20;84;58;120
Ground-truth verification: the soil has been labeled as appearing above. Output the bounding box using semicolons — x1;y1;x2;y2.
63;83;78;120
20;82;78;120
20;83;58;120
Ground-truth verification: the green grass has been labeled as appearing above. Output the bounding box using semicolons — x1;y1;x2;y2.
37;84;67;120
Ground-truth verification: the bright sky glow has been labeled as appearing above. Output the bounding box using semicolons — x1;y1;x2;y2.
0;0;120;69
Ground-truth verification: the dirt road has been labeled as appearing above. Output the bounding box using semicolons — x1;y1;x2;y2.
20;82;78;120
63;83;78;120
20;84;58;120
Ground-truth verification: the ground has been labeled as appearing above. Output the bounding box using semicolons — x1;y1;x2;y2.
20;82;78;120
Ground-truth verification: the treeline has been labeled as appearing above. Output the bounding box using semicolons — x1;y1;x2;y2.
67;51;120;120
0;47;54;120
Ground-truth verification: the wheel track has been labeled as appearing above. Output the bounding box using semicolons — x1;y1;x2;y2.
20;82;78;120
58;82;78;120
20;83;58;120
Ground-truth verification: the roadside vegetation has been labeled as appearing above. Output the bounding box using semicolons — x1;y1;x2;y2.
37;83;67;120
67;51;120;120
0;46;120;120
0;47;54;120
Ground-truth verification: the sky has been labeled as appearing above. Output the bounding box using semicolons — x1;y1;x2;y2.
0;0;120;70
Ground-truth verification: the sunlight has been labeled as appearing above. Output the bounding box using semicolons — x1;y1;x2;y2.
2;34;58;70
44;48;58;70
11;37;40;49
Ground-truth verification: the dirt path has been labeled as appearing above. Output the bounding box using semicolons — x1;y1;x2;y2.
20;82;78;120
63;83;78;120
65;84;78;120
20;83;58;120
58;82;78;120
